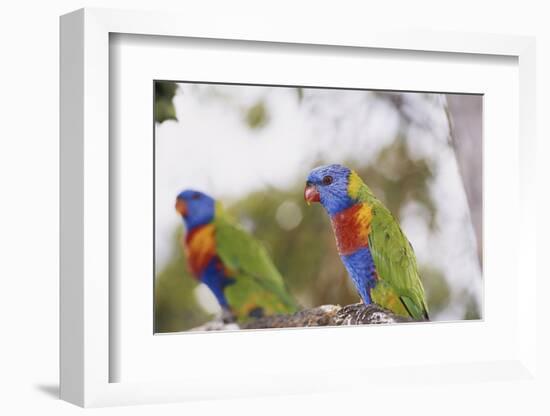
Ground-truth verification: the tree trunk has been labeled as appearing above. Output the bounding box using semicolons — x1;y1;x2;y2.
446;94;483;266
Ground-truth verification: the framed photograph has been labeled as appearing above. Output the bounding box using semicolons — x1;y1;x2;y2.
60;8;538;407
153;81;481;333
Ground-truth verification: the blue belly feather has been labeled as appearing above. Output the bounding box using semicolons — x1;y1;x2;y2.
200;257;235;308
341;247;378;304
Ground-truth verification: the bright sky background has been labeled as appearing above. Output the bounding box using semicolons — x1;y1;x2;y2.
155;84;482;320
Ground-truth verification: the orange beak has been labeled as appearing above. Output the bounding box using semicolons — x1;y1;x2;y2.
175;198;188;217
304;183;320;205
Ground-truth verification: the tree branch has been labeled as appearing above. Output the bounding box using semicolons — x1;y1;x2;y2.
189;303;413;332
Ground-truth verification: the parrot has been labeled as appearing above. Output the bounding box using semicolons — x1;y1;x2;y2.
175;189;298;322
304;164;429;321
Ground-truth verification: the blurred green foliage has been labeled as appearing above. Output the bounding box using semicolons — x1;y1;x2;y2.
296;88;304;102
245;101;268;129
462;291;481;320
420;266;450;313
155;81;178;123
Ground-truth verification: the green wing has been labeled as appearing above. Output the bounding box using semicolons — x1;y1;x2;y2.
365;197;429;321
214;205;297;321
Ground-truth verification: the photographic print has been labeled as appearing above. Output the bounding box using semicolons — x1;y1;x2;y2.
154;81;482;333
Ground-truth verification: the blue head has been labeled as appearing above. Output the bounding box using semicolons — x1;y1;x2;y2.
175;189;215;230
304;164;356;216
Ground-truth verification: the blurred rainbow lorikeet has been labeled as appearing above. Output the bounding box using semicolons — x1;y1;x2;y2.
175;190;297;322
304;164;429;321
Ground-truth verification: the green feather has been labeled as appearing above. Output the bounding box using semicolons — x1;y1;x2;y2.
213;204;298;321
355;180;429;320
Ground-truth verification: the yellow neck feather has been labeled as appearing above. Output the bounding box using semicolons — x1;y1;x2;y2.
347;170;364;199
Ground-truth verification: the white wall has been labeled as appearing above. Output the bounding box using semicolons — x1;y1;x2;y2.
1;1;548;415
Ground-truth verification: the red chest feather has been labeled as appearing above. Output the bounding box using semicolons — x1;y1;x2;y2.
183;224;217;276
330;203;372;255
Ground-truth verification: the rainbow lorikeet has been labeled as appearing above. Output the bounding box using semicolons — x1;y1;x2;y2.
304;164;429;321
175;190;297;322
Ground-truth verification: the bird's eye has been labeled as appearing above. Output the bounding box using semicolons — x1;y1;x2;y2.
322;175;333;185
192;193;201;200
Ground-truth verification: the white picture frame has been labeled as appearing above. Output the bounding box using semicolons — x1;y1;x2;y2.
60;8;538;408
